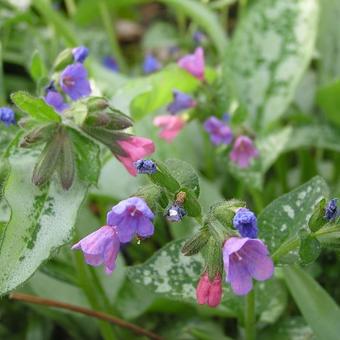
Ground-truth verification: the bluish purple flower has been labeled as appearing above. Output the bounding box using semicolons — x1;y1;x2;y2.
203;116;233;145
72;46;89;63
134;159;157;174
103;56;119;72
223;237;274;295
167;90;196;114
166;204;187;222
44;90;69;113
233;208;258;238
0;107;15;126
143;54;161;74
60;63;91;100
325;198;338;221
193;31;206;45
107;197;155;243
72;225;120;275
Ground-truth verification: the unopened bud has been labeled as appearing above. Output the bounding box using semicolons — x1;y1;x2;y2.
196;272;222;308
182;227;210;256
308;198;326;232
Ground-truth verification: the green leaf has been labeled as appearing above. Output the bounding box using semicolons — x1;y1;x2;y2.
158;0;227;56
130;64;200;120
283;265;340;340
317;0;340;85
180;187;202;218
225;0;319;129
134;184;168;212
298;233;321;265
127;239;287;320
258;176;329;254
317;79;340;127
149;159;180;193
11;91;61;122
0;147;89;296
30;50;47;82
66;128;100;186
165;159;200;197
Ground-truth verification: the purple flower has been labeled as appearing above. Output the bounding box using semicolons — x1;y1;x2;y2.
143;54;161;74
166;203;187;222
233;208;258;238
193;31;206;45
72;226;120;275
325;198;338;221
223;237;274;295
60;63;91;100
44;90;69;113
134;159;157;174
72;46;89;63
0;107;15;126
107;197;155;243
177;47;205;81
230;135;259;168
203;116;233;145
167;90;196;114
103;56;119;72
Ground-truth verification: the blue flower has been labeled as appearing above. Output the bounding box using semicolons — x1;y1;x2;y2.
60;63;91;100
193;31;205;44
166;204;187;222
0;107;16;126
233;208;258;238
102;56;119;72
107;197;155;243
44;90;69;113
72;46;89;63
143;54;161;74
167;90;196;114
325;199;338;221
134;159;157;174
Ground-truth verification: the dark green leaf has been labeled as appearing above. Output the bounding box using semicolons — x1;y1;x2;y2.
149;159;180;193
299;233;321;265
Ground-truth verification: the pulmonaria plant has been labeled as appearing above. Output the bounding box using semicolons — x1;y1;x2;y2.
204;116;233;145
177;47;205;81
167;90;196;114
143;54;162;74
325;199;338;221
196;272;222;307
230;135;259;168
153;115;186;143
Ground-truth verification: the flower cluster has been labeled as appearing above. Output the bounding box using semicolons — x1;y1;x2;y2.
153;48;205;142
204;116;259;168
195;207;274;307
73;197;155;274
44;45;91;113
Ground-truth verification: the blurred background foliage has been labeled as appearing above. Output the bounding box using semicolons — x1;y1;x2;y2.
0;0;340;339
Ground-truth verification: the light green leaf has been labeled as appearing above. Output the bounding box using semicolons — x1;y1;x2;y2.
317;0;340;85
158;0;227;56
11;91;61;122
130;64;200;120
0;147;88;296
226;0;319;129
316;79;340;127
30;50;47;82
283;265;340;340
258;176;329;254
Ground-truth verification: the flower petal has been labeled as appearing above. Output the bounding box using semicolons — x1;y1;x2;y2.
136;216;154;238
228;259;253;296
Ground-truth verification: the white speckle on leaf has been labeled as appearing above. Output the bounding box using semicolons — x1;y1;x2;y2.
280;224;287;232
283;205;295;219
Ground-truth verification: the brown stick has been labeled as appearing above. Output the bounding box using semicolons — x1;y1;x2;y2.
9;292;163;340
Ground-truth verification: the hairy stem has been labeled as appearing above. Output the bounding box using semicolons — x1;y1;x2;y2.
9;292;163;340
244;289;256;340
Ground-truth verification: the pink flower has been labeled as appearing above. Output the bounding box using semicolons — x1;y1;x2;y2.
177;47;205;81
230;135;259;168
153;115;185;143
116;136;155;176
72;226;120;275
196;272;222;307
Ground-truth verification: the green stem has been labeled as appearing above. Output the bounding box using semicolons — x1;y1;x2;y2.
65;0;77;17
0;42;5;105
98;0;127;72
239;0;248;19
73;246;117;340
244;289;255;340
